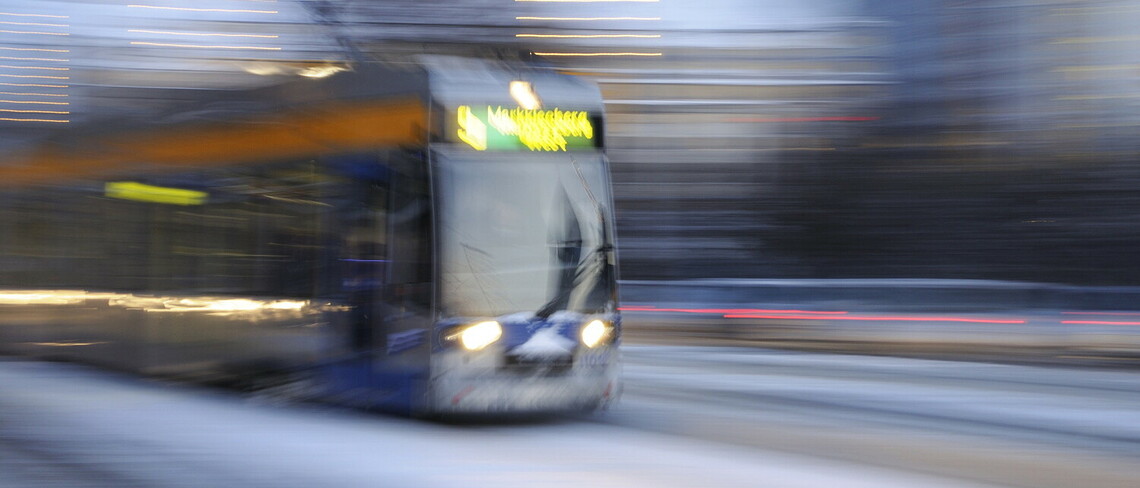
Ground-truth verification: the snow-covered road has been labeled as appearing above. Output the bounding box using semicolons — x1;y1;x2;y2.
3;346;1138;487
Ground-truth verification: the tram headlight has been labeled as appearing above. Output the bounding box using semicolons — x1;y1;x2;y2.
580;319;614;348
447;321;503;351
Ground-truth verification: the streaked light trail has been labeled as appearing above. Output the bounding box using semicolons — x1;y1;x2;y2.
517;17;661;21
0;21;68;27
0;29;69;36
0;82;68;88
0;92;68;97
0;65;69;71
724;314;1027;324
623;304;1140;326
0;117;67;122
620;305;847;315
621;305;1025;324
0;56;69;62
517;34;661;38
127;5;278;14
0;99;68;105
0;12;68;19
534;52;663;57
0;46;68;53
1062;320;1140;326
0;108;70;114
130;42;282;51
128;29;279;39
0;74;69;80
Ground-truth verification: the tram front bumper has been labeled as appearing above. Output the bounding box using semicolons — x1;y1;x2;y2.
432;365;620;413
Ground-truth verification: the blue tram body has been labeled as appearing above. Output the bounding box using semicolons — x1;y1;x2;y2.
0;56;621;415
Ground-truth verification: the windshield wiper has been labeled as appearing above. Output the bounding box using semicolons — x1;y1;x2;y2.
535;157;613;319
535;241;611;319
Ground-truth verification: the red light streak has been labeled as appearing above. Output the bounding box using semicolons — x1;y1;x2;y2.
618;305;1023;324
724;314;1026;324
1061;320;1140;326
451;385;475;405
621;304;1140;325
619;305;846;315
1062;311;1140;316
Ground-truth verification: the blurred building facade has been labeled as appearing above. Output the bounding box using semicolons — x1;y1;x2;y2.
5;0;1140;285
793;0;1140;285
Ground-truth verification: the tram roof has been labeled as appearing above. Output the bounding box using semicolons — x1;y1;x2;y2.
419;56;604;113
0;56;603;187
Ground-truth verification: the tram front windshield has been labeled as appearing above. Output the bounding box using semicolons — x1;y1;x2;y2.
435;150;616;319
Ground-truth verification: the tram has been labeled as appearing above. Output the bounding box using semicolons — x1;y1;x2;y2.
0;56;621;415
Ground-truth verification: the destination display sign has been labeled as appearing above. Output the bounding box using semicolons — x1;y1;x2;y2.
455;105;597;152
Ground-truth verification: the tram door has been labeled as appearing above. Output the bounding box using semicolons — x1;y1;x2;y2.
337;150;432;410
374;150;433;406
341;176;389;357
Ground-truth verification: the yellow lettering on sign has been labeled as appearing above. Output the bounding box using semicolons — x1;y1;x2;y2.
486;106;593;151
457;105;487;151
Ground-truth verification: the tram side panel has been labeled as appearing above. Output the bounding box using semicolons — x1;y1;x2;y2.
0;158;360;381
0;187;145;369
0;144;433;408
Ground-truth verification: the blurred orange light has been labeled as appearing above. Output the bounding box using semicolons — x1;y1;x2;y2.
0;74;69;80
0;99;68;105
0;108;69;114
0;117;66;122
0;91;67;97
0;82;68;88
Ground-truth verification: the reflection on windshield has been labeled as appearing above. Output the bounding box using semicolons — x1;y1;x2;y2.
436;151;616;318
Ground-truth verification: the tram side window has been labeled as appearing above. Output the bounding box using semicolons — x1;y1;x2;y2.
0;193;55;287
222;160;335;297
0;188;131;290
0;191;71;288
109;160;334;297
0;161;339;297
194;161;330;297
341;183;389;293
0;194;17;286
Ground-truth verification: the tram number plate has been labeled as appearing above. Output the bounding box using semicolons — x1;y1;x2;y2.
579;351;611;368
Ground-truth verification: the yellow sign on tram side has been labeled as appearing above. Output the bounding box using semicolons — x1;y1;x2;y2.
105;181;208;206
